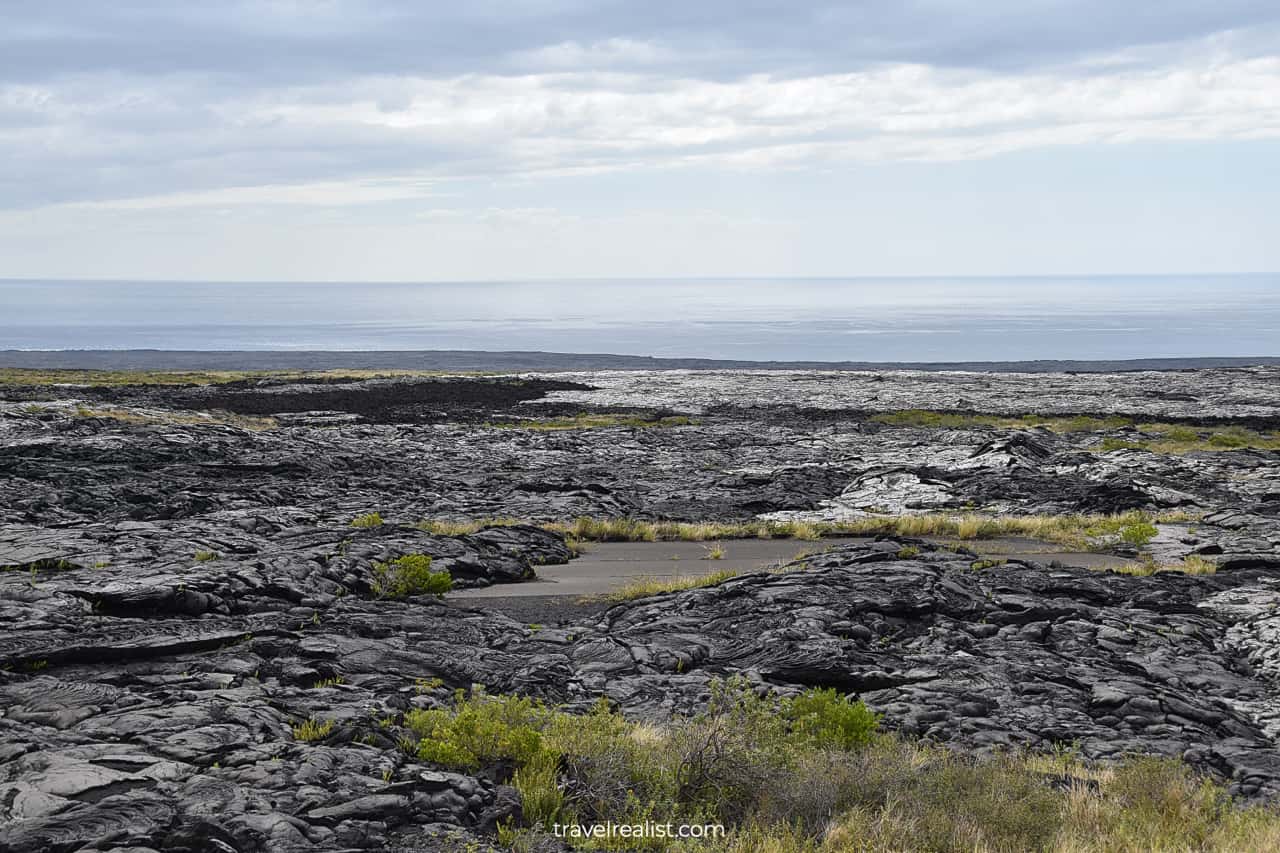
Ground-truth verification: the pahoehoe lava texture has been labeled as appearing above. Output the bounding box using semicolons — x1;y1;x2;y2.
2;368;1280;851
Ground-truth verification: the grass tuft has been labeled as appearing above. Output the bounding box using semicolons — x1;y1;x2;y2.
292;717;335;742
599;569;741;602
1111;554;1219;577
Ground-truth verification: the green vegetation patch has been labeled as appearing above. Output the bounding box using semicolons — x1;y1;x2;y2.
349;511;384;529
405;679;878;840
870;409;1280;453
393;680;1280;852
371;554;452;598
1111;555;1219;577
62;405;278;431
596;568;741;603
417;511;1198;554
417;517;529;536
292;717;335;742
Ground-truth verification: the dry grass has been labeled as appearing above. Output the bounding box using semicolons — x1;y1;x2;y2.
675;749;1280;853
67;404;278;431
414;512;1199;554
1110;554;1219;577
416;517;528;536
594;569;741;602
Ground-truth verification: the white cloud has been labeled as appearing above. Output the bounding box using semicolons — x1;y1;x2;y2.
64;179;436;210
514;38;677;70
232;53;1280;169
4;44;1279;213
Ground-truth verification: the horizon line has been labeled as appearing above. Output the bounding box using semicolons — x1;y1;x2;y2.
2;272;1277;286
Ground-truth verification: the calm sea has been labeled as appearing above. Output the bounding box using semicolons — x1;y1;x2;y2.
1;276;1276;362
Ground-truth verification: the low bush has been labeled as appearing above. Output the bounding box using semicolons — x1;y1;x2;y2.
781;687;880;751
512;748;565;831
371;553;452;598
1119;520;1159;547
396;679;1280;851
404;679;883;844
350;511;384;528
405;689;548;771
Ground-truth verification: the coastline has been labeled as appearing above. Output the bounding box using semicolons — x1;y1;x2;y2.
3;348;1280;373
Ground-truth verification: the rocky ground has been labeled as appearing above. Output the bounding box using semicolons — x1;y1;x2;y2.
2;367;1280;851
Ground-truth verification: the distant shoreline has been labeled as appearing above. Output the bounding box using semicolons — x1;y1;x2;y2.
2;349;1278;374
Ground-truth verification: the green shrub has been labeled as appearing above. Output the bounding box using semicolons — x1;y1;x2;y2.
1120;520;1158;547
542;698;676;826
405;690;548;771
395;682;1280;853
371;554;452;598
350;511;384;528
668;679;794;822
194;550;219;562
895;546;920;559
781;687;880;751
512;749;565;830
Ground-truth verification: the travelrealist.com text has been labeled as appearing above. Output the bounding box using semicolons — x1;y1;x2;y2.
551;822;726;840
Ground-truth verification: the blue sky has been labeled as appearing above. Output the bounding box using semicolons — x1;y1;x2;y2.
1;1;1277;280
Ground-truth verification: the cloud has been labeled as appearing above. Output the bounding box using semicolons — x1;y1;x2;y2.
4;1;1278;81
1;1;1277;215
5;46;1278;213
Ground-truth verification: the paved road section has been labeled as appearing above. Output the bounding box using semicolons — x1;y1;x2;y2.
450;537;1132;601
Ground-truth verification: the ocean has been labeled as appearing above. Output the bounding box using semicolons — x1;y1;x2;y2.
1;276;1276;362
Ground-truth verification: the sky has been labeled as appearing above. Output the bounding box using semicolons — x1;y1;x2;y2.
1;0;1278;281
